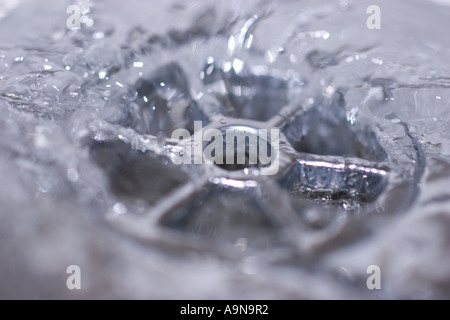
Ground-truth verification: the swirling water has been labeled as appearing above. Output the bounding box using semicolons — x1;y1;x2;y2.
1;0;450;299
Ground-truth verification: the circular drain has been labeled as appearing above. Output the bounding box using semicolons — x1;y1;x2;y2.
90;61;423;260
207;125;273;171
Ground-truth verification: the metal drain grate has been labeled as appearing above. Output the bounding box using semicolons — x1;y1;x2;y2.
89;61;397;259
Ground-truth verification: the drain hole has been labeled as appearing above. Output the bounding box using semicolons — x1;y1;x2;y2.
215;151;258;171
281;99;389;203
280;156;389;203
132;63;208;136
201;60;289;122
203;126;275;171
159;184;284;249
90;140;189;205
282;106;387;162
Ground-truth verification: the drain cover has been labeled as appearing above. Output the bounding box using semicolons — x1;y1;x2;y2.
89;61;420;259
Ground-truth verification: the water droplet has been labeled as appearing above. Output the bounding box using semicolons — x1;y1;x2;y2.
113;202;127;215
342;201;359;211
219;118;227;124
92;32;104;39
227;35;236;55
67;168;79;182
205;64;214;75
223;62;232;73
98;70;107;80
338;0;350;11
232;58;244;73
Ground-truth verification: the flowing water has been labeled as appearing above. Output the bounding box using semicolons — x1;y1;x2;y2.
1;0;450;299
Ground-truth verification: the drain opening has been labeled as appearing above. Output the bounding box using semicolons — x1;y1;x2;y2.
203;126;275;171
90;140;189;205
158;184;286;250
282;107;387;162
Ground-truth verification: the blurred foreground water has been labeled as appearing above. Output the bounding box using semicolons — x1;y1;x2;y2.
1;0;450;299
